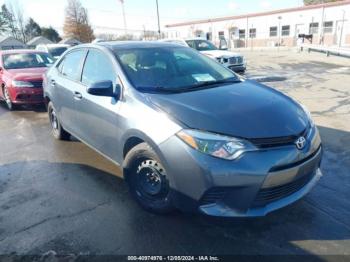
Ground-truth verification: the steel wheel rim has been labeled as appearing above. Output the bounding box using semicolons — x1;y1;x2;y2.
136;159;169;201
50;108;58;131
4;87;11;107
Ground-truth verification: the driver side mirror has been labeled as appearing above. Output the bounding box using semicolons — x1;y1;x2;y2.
87;80;121;98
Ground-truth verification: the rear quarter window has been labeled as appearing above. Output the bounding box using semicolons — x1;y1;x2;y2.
58;50;86;81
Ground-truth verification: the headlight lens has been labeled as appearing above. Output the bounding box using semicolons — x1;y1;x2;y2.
177;129;257;160
12;80;34;88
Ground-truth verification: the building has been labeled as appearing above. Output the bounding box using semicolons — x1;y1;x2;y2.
0;36;26;50
27;36;53;48
165;1;350;48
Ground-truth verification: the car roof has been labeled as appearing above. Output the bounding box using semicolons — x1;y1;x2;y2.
97;41;186;50
185;38;208;41
37;44;69;48
0;49;48;55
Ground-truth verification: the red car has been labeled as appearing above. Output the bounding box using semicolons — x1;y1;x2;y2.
0;49;54;110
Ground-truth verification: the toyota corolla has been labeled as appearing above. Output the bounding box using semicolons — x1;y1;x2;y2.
43;42;322;217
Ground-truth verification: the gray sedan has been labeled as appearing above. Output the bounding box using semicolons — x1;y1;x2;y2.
43;41;322;217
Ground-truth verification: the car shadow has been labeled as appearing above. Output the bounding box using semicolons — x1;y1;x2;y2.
0;101;46;113
0;125;349;256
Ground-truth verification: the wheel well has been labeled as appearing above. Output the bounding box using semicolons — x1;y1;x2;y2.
123;137;144;158
44;96;51;110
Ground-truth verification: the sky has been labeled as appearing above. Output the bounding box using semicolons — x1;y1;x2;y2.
0;0;304;34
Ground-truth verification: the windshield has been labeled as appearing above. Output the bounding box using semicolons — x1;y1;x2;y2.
114;47;239;93
48;47;68;57
187;40;218;51
3;53;54;69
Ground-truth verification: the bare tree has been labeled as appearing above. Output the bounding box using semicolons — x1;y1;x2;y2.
63;0;95;43
1;4;19;39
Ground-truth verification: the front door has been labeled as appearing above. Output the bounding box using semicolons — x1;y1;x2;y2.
73;48;121;160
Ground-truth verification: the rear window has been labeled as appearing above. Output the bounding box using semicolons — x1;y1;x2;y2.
3;53;54;69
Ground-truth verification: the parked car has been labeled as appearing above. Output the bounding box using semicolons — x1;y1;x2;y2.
161;38;246;73
44;42;322;217
0;50;54;110
36;44;70;60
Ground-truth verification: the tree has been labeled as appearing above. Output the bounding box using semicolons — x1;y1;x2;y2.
0;6;9;33
63;0;94;43
303;0;343;5
1;4;19;39
25;18;41;40
41;27;62;43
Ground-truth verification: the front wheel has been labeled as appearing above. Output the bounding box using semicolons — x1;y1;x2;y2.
48;101;70;140
124;143;174;214
3;86;16;110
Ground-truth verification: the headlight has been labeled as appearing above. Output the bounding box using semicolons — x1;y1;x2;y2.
177;129;257;160
300;104;314;127
12;80;34;88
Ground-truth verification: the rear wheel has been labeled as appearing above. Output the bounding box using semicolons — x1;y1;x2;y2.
48;101;70;140
3;86;16;110
124;143;174;214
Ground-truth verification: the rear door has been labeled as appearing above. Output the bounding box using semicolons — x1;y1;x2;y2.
73;48;121;159
50;49;87;134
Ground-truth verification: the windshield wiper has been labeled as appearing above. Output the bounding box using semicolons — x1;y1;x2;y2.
180;78;241;91
137;78;241;94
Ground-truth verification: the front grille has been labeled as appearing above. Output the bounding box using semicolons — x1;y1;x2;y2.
252;171;315;207
249;127;310;148
229;57;243;65
29;80;43;88
17;94;43;101
200;187;230;205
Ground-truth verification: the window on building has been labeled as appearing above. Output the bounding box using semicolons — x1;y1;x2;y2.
206;32;212;41
218;31;225;39
249;28;256;38
309;22;319;34
281;25;290;36
269;26;278;37
239;29;245;39
323;21;333;33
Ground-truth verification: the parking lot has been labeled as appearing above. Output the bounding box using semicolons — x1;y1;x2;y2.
0;50;350;257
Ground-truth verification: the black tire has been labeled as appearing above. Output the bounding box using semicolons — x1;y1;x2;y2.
3;86;16;111
124;142;174;214
48;101;70;140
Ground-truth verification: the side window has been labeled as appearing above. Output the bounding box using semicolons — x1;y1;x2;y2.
82;49;116;86
60;50;86;80
186;40;195;49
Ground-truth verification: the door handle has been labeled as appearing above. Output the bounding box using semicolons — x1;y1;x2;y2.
74;91;83;100
50;79;56;87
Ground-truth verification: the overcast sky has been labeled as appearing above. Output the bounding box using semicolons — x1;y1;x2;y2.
0;0;304;33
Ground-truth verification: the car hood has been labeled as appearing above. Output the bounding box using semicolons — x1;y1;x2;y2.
201;50;241;58
146;80;308;139
6;67;47;81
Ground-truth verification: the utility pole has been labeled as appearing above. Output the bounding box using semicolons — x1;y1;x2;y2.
119;0;127;35
156;0;161;39
339;10;345;48
278;16;282;51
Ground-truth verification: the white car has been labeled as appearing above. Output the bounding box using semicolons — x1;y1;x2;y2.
36;44;70;60
161;38;246;73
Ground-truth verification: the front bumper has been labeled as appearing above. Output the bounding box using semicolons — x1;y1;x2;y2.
227;64;246;73
11;87;44;104
158;126;322;217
